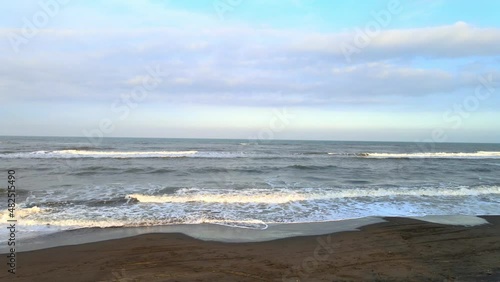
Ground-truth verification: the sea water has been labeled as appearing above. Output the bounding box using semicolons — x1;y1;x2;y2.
1;136;499;244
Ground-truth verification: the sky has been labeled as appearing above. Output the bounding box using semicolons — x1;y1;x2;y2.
1;0;499;142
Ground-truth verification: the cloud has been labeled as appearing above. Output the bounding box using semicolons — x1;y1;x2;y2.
1;21;499;108
292;22;500;60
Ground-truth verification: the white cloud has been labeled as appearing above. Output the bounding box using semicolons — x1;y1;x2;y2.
292;22;500;60
1;22;499;107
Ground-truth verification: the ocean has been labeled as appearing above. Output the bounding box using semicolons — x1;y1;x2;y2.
1;136;499;243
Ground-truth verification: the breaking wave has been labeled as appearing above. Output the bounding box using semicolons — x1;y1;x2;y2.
344;151;500;159
0;150;198;159
127;185;500;204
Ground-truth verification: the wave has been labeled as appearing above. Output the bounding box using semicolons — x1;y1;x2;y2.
0;150;199;159
26;197;134;208
127;185;500;204
349;151;500;159
1;212;268;230
9;149;498;159
1;202;268;230
0;150;263;159
0;206;43;221
328;152;369;157
6;185;500;235
127;191;308;204
57;146;106;151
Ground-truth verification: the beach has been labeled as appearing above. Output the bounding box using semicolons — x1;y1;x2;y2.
1;137;499;281
3;216;500;282
3;0;500;280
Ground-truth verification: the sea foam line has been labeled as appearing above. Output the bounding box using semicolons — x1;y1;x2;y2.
0;150;199;159
127;185;500;204
342;151;500;159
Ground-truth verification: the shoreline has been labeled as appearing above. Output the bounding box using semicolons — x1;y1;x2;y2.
3;215;489;253
7;216;387;253
2;216;500;281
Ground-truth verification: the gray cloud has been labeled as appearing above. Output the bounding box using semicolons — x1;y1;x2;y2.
1;22;499;107
292;22;500;61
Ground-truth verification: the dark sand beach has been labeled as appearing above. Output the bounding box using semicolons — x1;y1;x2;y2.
3;216;500;281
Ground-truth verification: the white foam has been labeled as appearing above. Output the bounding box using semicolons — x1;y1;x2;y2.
4;217;388;252
7;185;500;241
0;150;198;158
128;185;500;204
0;206;44;221
7;214;268;230
363;151;500;159
127;191;308;204
410;215;489;226
6;149;499;159
0;150;256;159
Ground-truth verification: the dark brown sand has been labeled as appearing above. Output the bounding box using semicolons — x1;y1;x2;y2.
3;217;500;282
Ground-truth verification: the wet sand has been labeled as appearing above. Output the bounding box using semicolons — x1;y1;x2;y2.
3;216;500;281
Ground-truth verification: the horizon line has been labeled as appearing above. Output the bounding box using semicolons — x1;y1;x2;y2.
1;134;499;145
